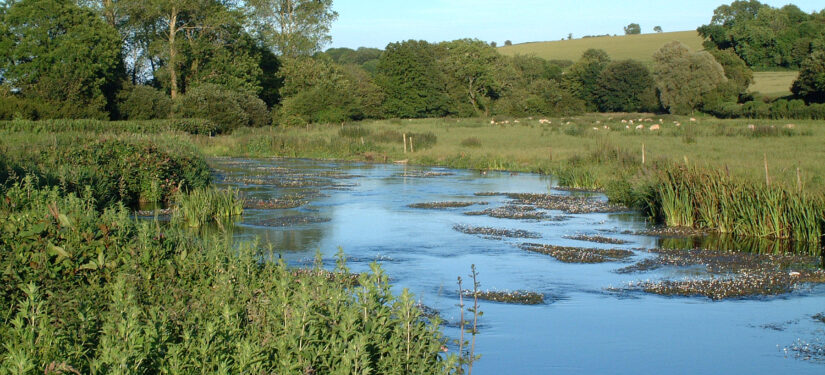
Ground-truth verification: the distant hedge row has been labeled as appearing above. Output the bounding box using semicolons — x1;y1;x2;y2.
706;99;825;120
0;118;222;135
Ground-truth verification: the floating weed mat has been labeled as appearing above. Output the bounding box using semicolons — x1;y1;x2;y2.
465;205;548;220
395;171;455;178
243;195;307;209
815;313;825;324
614;247;825;299
249;216;331;227
564;234;630;245
506;193;628;214
786;338;825;363
408;201;487;209
520;243;634;263
134;208;173;216
463;290;545;305
474;192;506;197
452;224;541;239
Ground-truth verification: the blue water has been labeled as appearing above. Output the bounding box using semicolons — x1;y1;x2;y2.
213;157;825;374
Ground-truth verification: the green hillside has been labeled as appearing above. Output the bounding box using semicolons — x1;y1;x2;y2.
498;31;705;63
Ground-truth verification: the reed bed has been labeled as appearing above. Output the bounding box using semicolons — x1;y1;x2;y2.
644;165;825;244
171;187;244;228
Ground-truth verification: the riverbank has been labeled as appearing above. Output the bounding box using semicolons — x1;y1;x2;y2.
188;114;825;245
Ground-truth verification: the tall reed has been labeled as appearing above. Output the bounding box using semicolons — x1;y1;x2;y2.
645;165;825;244
171;187;244;228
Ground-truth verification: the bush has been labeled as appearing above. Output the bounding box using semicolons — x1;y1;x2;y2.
174;84;269;132
117;84;171;120
0;135;210;207
595;60;657;112
0;118;219;135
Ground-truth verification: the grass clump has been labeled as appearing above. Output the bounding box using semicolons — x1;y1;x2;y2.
170;187;244;228
460;137;482;148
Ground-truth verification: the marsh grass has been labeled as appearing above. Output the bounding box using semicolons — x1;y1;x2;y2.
171;186;244;228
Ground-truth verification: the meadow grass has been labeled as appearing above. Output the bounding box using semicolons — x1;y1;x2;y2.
749;71;799;98
498;31;704;64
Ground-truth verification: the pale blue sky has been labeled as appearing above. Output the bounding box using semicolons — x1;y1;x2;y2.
329;0;824;49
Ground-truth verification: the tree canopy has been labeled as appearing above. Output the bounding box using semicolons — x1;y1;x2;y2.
653;42;727;114
0;0;123;118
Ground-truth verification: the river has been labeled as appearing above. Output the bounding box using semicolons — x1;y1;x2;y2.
212;157;825;374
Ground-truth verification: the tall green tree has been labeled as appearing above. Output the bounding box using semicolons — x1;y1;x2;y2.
0;0;123;118
563;49;611;110
439;39;503;116
595;60;657;112
653;42;727;114
792;50;825;103
375;40;449;118
249;0;338;57
624;23;641;35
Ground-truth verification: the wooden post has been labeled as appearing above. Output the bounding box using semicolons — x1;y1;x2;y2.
764;153;771;187
410;137;414;153
642;143;646;165
360;136;364;145
403;133;407;153
797;167;802;193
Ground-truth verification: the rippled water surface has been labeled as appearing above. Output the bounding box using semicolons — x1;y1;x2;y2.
213;158;825;375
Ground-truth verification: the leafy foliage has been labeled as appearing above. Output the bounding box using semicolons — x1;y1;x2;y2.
595;60;657;112
376;40;450;118
653;42;727;114
249;0;338;57
624;23;641;35
563;49;612;110
0;0;123;119
117;84;172;120
698;1;825;69
174;84;270;131
792;50;825;103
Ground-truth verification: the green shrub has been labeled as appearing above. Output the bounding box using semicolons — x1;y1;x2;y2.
174;84;269;132
117;84;171;120
0;118;219;135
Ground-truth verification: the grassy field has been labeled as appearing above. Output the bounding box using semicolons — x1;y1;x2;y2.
498;31;705;64
194;114;825;193
750;71;799;98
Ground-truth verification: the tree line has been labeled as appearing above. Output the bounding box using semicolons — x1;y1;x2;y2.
1;0;824;127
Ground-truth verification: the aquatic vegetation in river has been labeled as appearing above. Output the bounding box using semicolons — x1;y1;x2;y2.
462;289;545;305
250;215;332;227
244;195;307;209
506;193;628;214
465;205;548;220
409;201;486;209
171;187;244;228
452;224;541;239
564;234;630;245
520;243;634;263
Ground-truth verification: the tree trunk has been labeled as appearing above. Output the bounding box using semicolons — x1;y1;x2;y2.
169;7;179;99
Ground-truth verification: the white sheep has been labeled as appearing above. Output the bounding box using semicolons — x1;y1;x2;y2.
650;124;660;131
635;124;644;130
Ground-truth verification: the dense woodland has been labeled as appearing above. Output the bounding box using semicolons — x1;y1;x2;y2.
0;0;824;128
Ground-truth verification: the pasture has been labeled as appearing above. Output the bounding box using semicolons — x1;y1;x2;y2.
498;31;705;64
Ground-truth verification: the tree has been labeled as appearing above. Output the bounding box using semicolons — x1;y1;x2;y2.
490;41;497;48
698;1;825;69
624;23;641;35
504;40;512;46
791;50;825;103
652;42;727;114
595;60;657;112
375;40;449;118
249;0;338;57
0;0;123;118
563;49;611;110
654;26;663;33
439;39;503;116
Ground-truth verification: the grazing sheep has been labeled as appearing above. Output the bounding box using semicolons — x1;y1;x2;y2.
635;124;644;130
650;124;660;131
748;124;756;130
629;120;634;125
675;123;681;127
625;125;630;129
621;119;627;124
659;119;663;123
690;118;697;122
785;124;796;129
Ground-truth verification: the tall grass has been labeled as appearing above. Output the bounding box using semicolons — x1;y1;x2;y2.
644;165;825;244
171;187;244;228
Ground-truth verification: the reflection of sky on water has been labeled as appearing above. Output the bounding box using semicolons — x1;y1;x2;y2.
213;158;825;375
